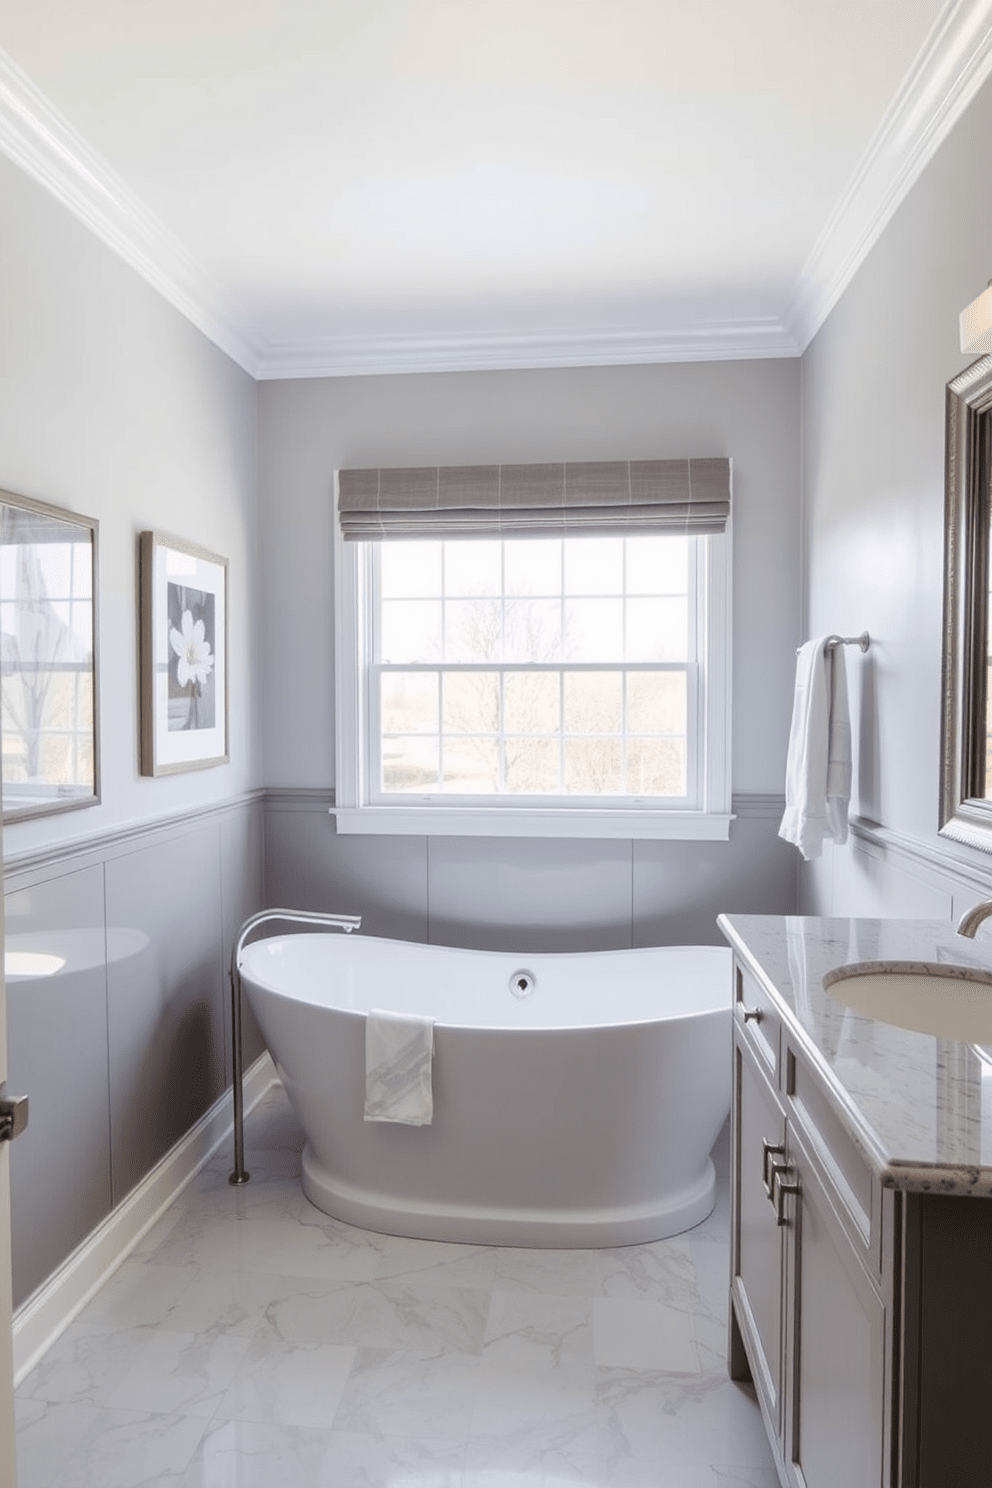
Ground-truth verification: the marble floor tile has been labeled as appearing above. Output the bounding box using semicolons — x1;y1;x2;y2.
76;1260;198;1330
597;1366;774;1471
371;1232;502;1289
593;1296;699;1373
180;1419;467;1488
605;1462;781;1488
463;1415;603;1485
491;1246;601;1297
178;1419;338;1487
15;1321;159;1408
159;1267;300;1340
104;1328;253;1418
216;1332;356;1430
15;1081;778;1488
258;1276;490;1353
145;1201;383;1281
333;1346;481;1440
483;1290;593;1371
315;1428;467;1487
15;1399;207;1488
689;1236;732;1317
597;1235;699;1302
472;1359;598;1440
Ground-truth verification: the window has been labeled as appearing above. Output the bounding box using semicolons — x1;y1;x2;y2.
334;507;732;840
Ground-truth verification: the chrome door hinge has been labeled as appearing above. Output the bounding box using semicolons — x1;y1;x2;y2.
0;1091;29;1143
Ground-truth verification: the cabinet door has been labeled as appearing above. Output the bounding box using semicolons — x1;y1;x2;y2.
732;1035;787;1434
786;1127;886;1488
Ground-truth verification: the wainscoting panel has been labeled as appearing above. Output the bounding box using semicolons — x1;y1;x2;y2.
3;794;265;1312
800;817;992;928
5;866;112;1308
264;794;429;942
830;833;954;921
633;803;797;947
265;791;796;952
105;822;226;1204
428;835;633;952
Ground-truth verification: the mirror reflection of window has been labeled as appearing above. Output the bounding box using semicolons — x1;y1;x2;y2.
0;496;98;820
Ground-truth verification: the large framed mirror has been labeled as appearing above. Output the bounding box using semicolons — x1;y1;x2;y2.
0;490;99;822
940;355;992;849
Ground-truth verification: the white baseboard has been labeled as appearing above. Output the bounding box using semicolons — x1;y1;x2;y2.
11;1053;277;1384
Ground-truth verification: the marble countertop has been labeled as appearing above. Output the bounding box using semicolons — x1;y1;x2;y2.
718;913;992;1198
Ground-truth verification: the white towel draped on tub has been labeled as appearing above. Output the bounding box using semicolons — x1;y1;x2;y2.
364;1009;435;1125
778;639;852;861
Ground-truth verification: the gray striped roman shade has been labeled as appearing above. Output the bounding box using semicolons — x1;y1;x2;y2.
337;458;731;540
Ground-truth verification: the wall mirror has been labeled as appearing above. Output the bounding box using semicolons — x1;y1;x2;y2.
940;355;992;850
0;490;99;822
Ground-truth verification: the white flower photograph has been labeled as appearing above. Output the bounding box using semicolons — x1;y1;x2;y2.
167;583;216;732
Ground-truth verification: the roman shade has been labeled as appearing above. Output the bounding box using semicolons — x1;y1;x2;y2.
337;457;731;540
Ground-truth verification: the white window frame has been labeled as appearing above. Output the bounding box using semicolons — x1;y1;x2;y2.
332;505;732;840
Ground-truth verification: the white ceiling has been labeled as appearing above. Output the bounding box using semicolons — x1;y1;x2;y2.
1;0;990;377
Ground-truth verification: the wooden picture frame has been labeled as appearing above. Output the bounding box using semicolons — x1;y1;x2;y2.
139;530;229;776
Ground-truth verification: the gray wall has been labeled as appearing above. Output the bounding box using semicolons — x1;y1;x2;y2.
800;71;992;919
258;362;802;948
0;151;262;856
0;152;265;1304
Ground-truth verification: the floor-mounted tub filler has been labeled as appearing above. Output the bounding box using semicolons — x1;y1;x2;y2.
237;930;732;1248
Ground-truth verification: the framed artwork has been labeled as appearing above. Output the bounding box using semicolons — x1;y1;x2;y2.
0;490;100;821
139;531;228;775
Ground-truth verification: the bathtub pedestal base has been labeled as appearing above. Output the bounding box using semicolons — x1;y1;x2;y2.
301;1143;716;1248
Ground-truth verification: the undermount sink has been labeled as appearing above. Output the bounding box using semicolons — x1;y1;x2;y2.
823;961;992;1042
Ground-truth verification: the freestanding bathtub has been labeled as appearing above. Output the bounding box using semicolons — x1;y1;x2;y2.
239;933;732;1247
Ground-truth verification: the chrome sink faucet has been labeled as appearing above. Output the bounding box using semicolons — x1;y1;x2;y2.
956;899;992;938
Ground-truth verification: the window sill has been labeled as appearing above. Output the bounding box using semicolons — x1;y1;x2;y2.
330;806;734;840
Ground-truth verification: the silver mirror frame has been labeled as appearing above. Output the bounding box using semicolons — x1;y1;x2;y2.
0;489;100;823
940;354;992;850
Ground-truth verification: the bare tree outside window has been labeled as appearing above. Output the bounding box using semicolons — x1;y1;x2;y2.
376;536;691;800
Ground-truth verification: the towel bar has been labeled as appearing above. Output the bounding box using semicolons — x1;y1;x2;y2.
796;632;870;655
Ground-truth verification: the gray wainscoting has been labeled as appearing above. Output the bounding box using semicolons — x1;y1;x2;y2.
3;795;265;1308
263;790;798;952
801;816;992;931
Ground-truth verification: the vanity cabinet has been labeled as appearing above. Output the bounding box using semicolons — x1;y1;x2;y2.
731;963;889;1488
728;951;992;1488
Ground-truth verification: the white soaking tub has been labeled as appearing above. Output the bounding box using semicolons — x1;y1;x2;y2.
239;933;732;1247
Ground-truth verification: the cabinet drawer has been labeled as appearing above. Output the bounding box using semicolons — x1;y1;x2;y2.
735;965;781;1078
786;1043;876;1269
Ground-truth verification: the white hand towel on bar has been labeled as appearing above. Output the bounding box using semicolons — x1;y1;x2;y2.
778;639;852;861
364;1008;435;1125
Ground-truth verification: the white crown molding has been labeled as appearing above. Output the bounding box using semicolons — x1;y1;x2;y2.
0;47;261;376
785;0;992;351
255;319;800;380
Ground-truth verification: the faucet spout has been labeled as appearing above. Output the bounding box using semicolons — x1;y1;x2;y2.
956;899;992;938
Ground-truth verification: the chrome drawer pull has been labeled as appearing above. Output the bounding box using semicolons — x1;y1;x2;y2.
771;1162;801;1226
761;1138;786;1197
742;1007;763;1025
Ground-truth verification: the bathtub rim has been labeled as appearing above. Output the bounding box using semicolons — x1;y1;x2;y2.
239;933;733;1032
